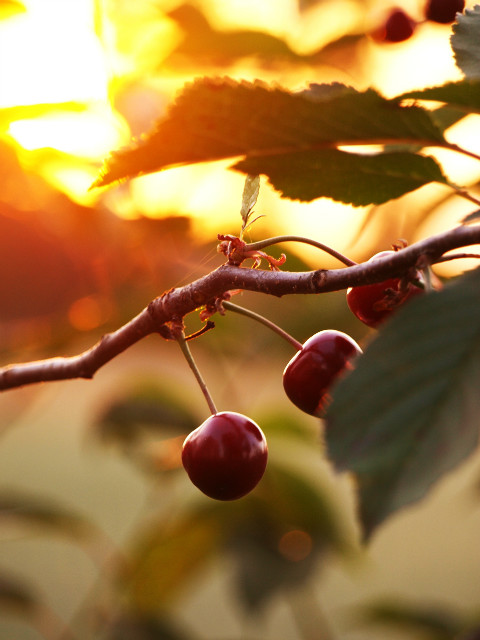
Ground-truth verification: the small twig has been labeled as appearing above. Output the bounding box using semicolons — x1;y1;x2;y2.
185;320;216;341
245;235;357;267
451;187;480;208
222;301;303;351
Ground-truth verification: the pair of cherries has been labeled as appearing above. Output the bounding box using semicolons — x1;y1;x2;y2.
375;0;465;44
182;251;424;501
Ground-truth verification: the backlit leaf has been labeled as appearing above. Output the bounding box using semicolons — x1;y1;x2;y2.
451;6;480;79
400;79;480;113
326;267;480;539
235;149;448;206
93;78;446;207
240;174;260;226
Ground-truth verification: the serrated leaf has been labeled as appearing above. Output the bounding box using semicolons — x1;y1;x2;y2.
400;79;480;113
451;7;480;79
326;267;480;539
235;149;448;206
93;78;446;208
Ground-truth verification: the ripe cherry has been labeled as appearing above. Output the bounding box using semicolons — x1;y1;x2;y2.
283;330;362;418
182;411;268;500
373;8;416;43
425;0;465;23
346;251;424;328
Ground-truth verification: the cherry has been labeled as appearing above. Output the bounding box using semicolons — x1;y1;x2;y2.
283;330;362;417
425;0;465;23
182;411;268;500
373;8;416;43
346;251;424;328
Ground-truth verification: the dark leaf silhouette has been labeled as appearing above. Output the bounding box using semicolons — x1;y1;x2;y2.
94;78;447;206
326;267;480;539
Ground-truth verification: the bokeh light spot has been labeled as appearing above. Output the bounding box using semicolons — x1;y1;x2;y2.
278;529;313;562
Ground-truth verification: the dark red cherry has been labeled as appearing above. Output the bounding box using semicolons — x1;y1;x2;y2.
425;0;465;23
283;330;362;417
346;251;424;329
182;411;268;500
373;8;416;43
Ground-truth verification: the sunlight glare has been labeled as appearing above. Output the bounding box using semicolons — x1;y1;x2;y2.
8;106;128;158
0;0;108;107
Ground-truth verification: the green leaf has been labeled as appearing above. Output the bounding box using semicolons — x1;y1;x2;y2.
107;614;192;640
122;506;224;613
360;599;461;639
228;462;354;611
235;149;448;206
400;79;480;113
0;573;36;615
451;6;480;79
0;492;91;539
95;381;198;446
326;267;480;540
93;78;446;208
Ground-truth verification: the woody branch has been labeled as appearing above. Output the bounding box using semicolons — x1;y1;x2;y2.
0;223;479;392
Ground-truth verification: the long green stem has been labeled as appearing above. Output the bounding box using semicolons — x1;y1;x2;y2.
176;332;218;415
223;301;303;351
244;235;357;267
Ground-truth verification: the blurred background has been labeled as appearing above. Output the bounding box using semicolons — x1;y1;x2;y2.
0;0;479;638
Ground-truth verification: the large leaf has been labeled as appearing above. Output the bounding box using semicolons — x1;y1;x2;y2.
451;6;480;79
93;78;447;206
235;149;448;206
326;267;480;539
400;79;480;113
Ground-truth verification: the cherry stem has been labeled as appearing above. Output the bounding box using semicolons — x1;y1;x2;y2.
176;331;218;415
222;301;303;351
244;235;357;267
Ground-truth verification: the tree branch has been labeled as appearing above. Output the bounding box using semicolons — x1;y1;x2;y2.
1;223;479;392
